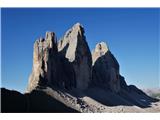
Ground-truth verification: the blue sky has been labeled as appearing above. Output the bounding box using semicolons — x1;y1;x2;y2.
1;8;159;93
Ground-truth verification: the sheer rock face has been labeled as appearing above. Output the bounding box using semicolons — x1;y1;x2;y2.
92;42;120;92
27;23;92;92
27;32;57;92
119;75;129;91
27;31;77;92
58;23;92;90
27;23;122;93
24;23;160;112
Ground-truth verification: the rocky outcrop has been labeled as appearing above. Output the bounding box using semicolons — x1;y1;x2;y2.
27;23;122;93
27;31;76;92
27;32;57;92
92;42;120;92
26;22;157;101
58;23;92;90
27;23;92;92
4;23;160;113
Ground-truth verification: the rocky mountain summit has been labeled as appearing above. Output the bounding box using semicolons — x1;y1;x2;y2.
92;42;120;92
2;23;159;113
27;23;92;92
25;23;159;112
27;23;122;93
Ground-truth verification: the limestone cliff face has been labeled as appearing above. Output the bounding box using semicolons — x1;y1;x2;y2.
58;23;92;90
27;23;92;92
27;32;57;92
27;31;77;92
24;23;160;112
92;42;120;92
27;23;121;93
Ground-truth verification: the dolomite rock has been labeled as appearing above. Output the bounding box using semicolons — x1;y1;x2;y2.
27;23;92;92
92;42;120;92
24;23;160;112
27;31;76;92
58;23;92;90
119;75;129;91
27;23;121;93
27;32;57;92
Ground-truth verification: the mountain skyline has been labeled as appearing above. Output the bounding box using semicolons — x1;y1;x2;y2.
1;8;159;93
2;22;160;113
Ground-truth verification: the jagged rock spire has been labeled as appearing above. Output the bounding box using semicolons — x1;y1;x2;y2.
92;42;120;92
27;23;120;93
27;23;92;92
92;42;109;65
58;23;92;90
24;23;159;112
27;32;57;92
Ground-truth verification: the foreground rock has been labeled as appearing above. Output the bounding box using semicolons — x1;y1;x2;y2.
1;88;28;112
2;87;159;113
1;88;78;113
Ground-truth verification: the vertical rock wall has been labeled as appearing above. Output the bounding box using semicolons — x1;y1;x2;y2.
92;42;120;92
58;23;92;90
27;23;122;93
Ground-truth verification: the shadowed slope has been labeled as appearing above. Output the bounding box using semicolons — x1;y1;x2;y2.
1;88;79;113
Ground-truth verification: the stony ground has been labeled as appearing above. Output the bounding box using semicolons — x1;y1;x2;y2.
42;87;160;113
83;96;160;113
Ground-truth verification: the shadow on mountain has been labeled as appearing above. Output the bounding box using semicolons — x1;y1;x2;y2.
120;85;159;108
83;85;159;108
86;52;159;108
46;42;76;91
1;88;79;113
91;51;119;87
1;88;28;112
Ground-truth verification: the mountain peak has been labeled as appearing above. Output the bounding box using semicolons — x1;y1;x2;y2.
73;22;83;28
95;42;109;54
63;23;84;39
24;23;160;112
74;22;81;25
58;22;92;90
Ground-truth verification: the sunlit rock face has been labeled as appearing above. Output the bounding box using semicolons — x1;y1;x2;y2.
24;23;160;113
58;23;92;90
27;23;122;93
27;31;77;92
27;23;92;92
92;42;120;92
27;32;57;92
